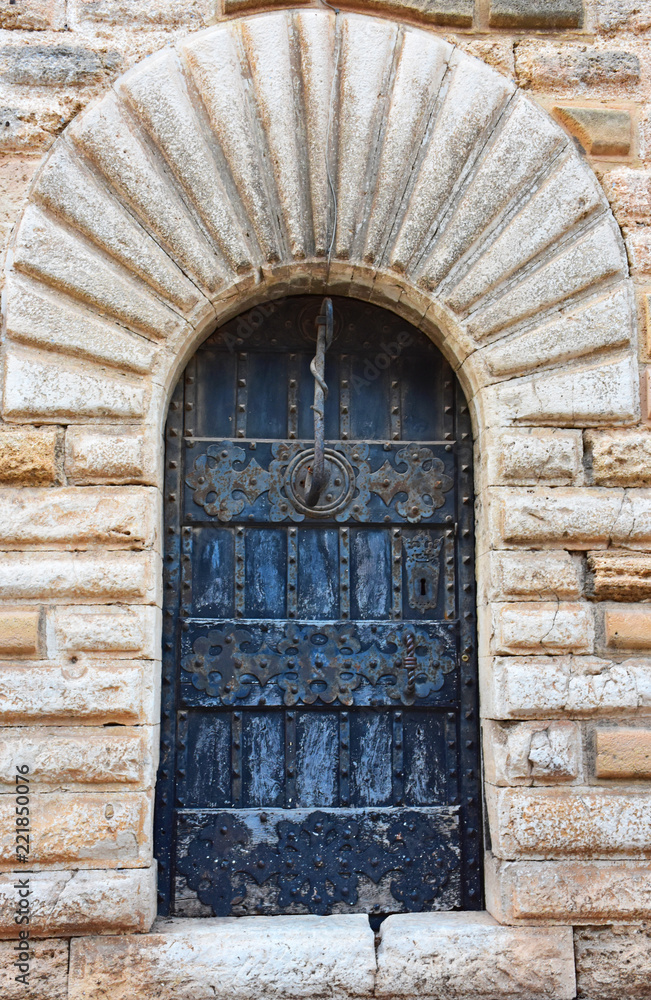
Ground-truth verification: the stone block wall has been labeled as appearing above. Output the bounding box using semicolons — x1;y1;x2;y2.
0;0;650;997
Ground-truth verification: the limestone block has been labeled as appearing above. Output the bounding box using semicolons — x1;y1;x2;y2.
0;486;159;549
0;551;160;604
595;728;651;778
0;43;118;87
485;355;638;428
3;349;146;421
0;610;43;658
486;854;651;924
0;938;68;1000
0;791;152;869
589;550;651;601
68;915;377;1000
575;924;651;999
483;551;583;602
605;607;651;649
375;912;575;999
68;0;214;26
5;277;157;375
262;0;474;25
0;867;156;938
479;285;633;379
493;487;651;550
594;0;651;33
487;786;651;859
0;659;157;725
485;429;582;486
515;42;641;92
51;605;160;659
553;107;631;156
484;655;651;720
489;0;582;28
0;426;59;486
602;168;651;227
492;602;593;654
0;0;66;30
66;426;158;485
0;726;158;791
483;720;581;785
587;429;651;487
626;230;651;276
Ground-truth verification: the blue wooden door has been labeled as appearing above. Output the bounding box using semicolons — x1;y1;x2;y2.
156;296;481;918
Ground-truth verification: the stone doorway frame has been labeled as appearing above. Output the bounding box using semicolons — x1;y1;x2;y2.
0;7;646;992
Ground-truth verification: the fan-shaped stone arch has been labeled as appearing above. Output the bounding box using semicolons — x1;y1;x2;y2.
3;7;638;436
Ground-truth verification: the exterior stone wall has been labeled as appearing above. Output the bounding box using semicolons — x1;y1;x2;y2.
0;0;650;997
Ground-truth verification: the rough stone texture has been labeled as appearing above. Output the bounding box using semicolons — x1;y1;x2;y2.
0;659;157;725
0;609;42;657
487;786;651;859
587;430;651;487
375;912;576;999
483;720;582;785
0;44;120;88
0;938;68;999
51;605;160;658
0;486;159;549
489;0;583;29
553;106;632;156
0;551;160;603
68;0;216;26
491;602;593;654
602;168;651;226
0;426;59;486
485;429;582;486
0;867;157;938
65;425;157;485
605;607;651;648
484;655;651;720
481;551;583;603
68;915;377;999
589;551;651;601
0;726;157;790
0;790;152;869
486;855;651;924
575;924;651;999
323;0;474;26
0;0;67;30
481;551;584;604
596;728;651;778
493;488;651;550
515;42;641;93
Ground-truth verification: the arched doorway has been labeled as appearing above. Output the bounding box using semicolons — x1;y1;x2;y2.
156;295;481;920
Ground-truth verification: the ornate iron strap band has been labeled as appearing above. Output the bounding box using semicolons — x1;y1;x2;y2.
184;441;453;523
181;620;456;707
176;808;461;916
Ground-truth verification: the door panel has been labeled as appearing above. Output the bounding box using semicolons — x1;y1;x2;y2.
156;295;482;919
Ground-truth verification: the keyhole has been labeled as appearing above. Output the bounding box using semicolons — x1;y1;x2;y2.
420;578;427;596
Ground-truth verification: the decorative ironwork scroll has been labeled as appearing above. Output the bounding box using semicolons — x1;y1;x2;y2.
181;621;456;707
185;441;453;523
177;808;461;916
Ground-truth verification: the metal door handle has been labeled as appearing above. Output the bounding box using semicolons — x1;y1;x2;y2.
306;297;334;507
403;632;416;695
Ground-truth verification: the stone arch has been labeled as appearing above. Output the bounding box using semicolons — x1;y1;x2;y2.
2;6;643;940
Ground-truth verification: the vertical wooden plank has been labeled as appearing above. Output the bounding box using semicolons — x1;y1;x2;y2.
390;374;401;442
231;711;242;808
297;528;338;619
189;527;234;617
296;712;339;807
403;711;446;806
339;712;350;807
183;713;231;807
245;528;287;618
393;710;404;807
391;528;402;621
234;526;245;619
246;352;287;439
349;355;390;440
288;353;299;441
340;355;351;442
242;712;284;807
350;710;393;806
351;529;391;619
193;349;236;438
